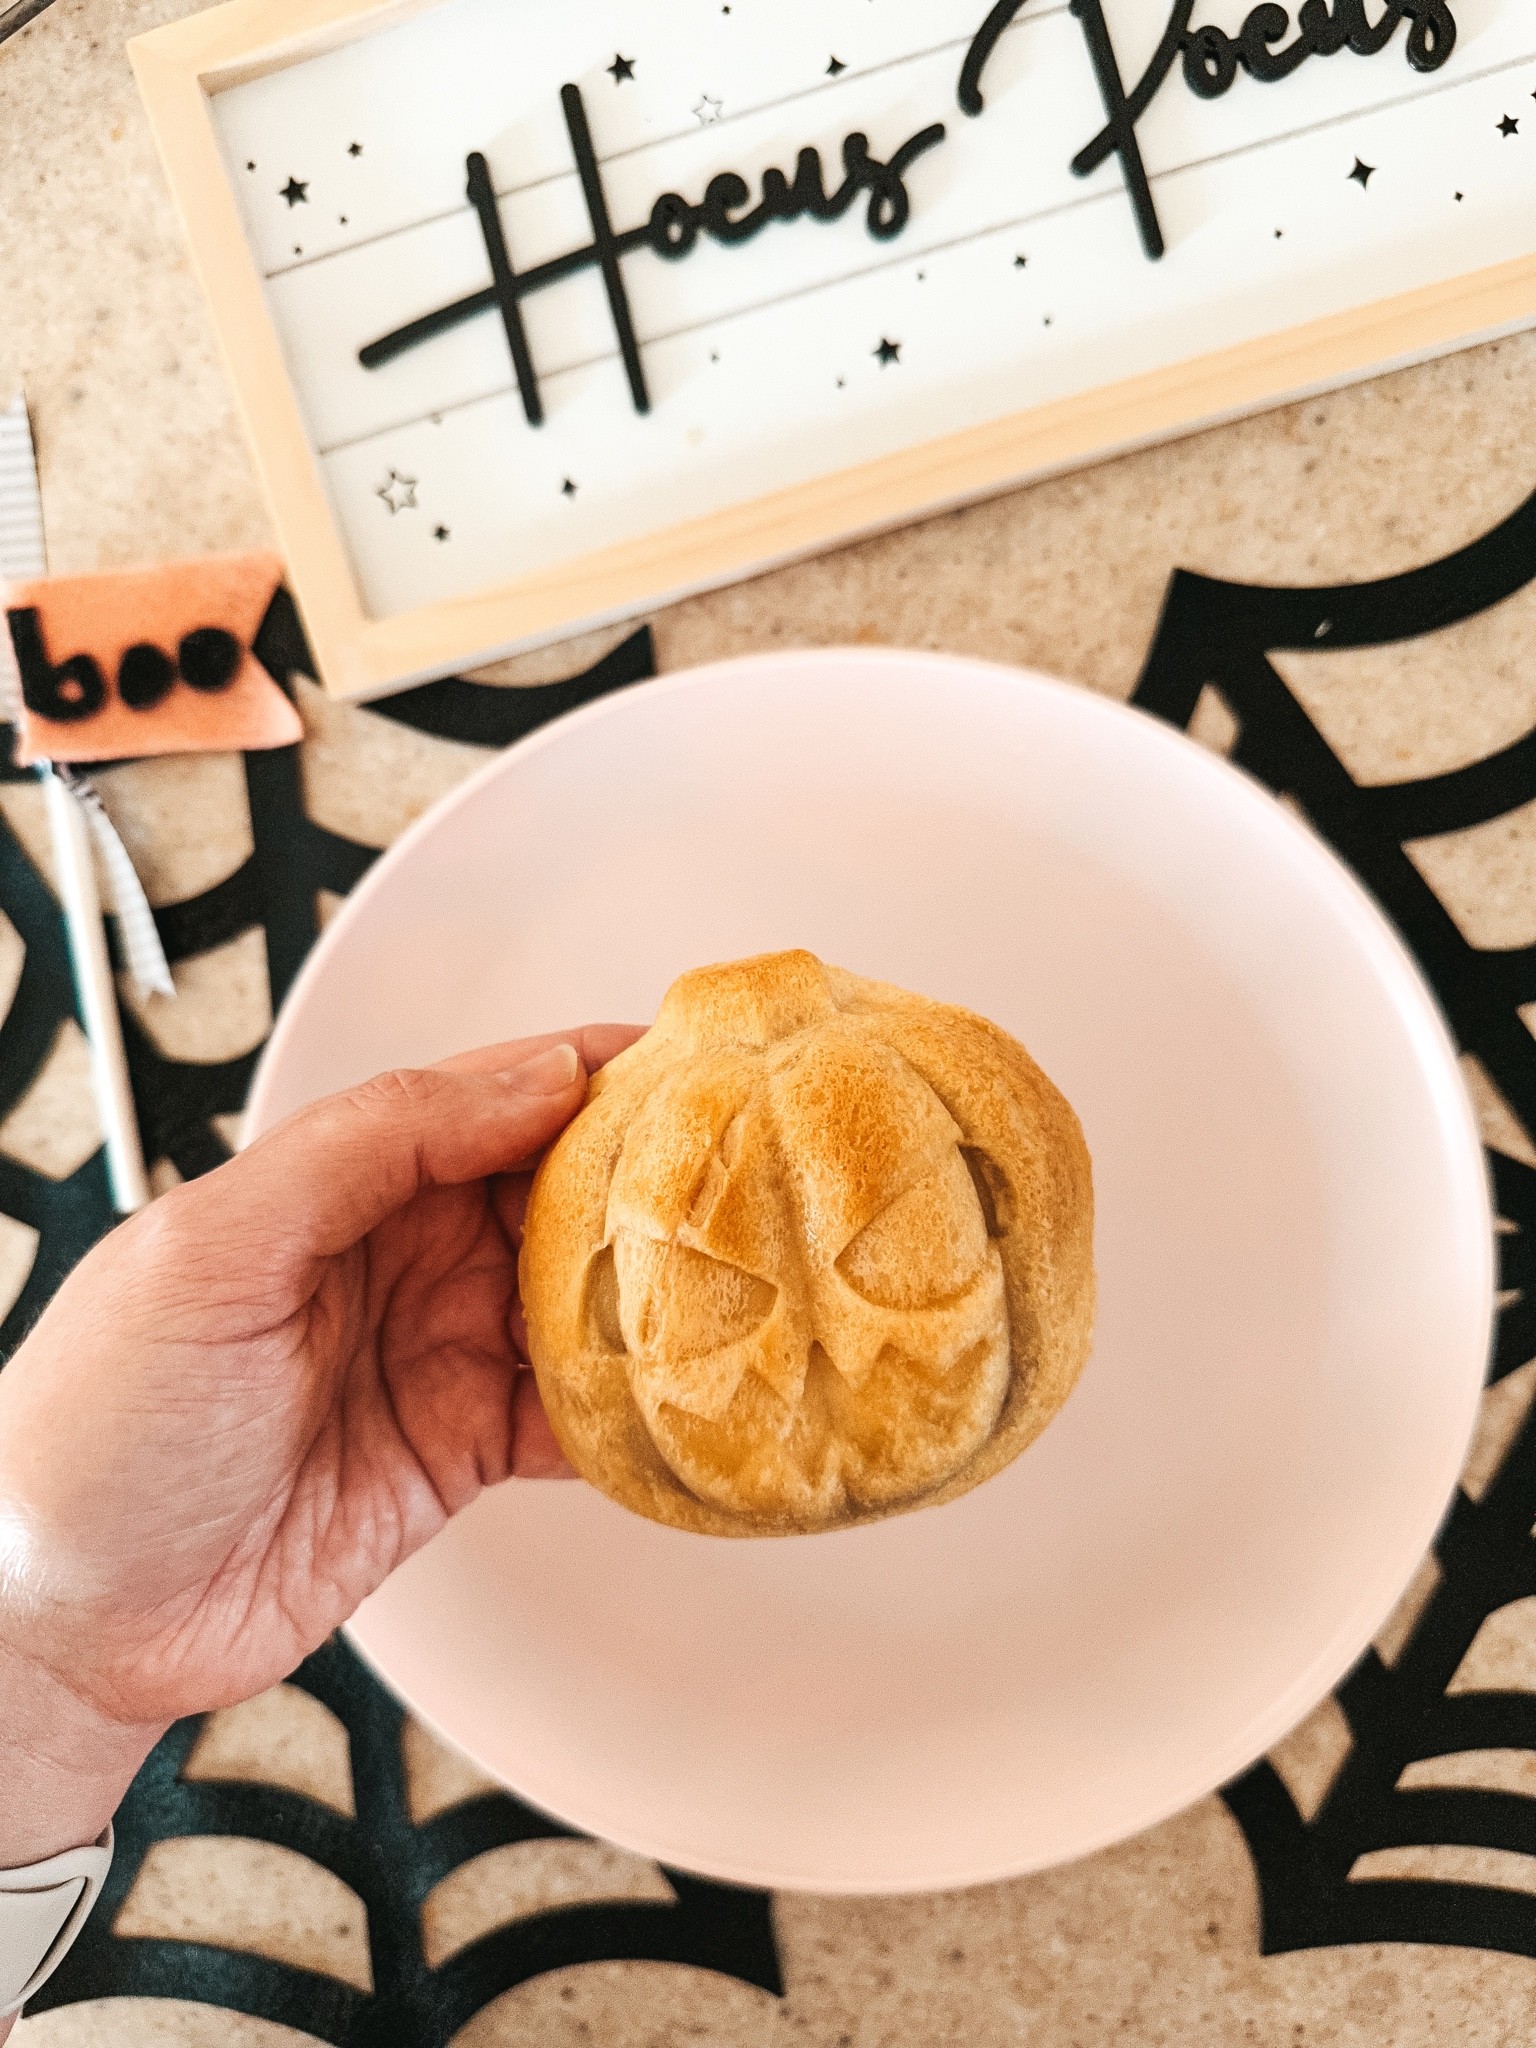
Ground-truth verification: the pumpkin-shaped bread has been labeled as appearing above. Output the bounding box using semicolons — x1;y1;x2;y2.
519;951;1094;1536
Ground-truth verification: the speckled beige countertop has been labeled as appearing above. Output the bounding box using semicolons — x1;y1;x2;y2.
5;2;1536;2042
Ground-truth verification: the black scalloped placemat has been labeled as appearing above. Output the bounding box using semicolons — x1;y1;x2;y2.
0;0;57;51
3;492;1536;2033
1133;490;1536;1961
6;618;785;2037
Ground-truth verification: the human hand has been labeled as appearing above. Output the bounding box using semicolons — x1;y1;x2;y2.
0;1027;637;1874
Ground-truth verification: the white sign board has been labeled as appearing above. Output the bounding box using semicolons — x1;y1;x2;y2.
132;0;1536;695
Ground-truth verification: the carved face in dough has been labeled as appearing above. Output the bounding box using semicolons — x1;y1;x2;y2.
522;950;1095;1538
586;1027;1011;1523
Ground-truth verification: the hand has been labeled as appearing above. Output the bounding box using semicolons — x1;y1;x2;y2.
0;1027;637;1876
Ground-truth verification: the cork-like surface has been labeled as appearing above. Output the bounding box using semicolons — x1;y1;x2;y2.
5;0;1536;2041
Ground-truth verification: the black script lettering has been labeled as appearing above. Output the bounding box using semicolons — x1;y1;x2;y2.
701;170;756;243
1183;0;1456;99
958;0;1191;258
963;0;1456;261
1401;1;1458;70
1295;0;1352;54
460;88;649;423
755;152;841;227
1240;4;1311;79
706;127;947;243
562;81;650;416
648;190;700;259
643;123;946;258
627;113;950;263
1346;0;1403;54
771;146;852;221
466;148;544;425
1068;0;1193;259
698;144;859;246
861;124;948;237
959;0;1029;116
1183;22;1241;92
360;86;946;425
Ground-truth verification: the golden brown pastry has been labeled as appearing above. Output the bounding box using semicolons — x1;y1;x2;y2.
519;951;1094;1536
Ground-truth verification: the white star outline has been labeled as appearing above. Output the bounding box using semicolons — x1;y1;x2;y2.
376;469;418;515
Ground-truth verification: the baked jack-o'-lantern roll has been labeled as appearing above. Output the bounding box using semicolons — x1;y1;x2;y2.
519;951;1094;1535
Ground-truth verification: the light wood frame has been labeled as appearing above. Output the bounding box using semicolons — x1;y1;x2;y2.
132;0;1536;700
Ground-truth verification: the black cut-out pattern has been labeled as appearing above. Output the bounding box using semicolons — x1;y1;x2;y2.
31;1637;782;2043
0;606;782;2037
11;480;1536;2024
0;0;58;47
0;800;113;1342
1133;484;1536;1959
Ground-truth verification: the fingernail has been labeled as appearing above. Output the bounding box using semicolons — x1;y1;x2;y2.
504;1042;581;1095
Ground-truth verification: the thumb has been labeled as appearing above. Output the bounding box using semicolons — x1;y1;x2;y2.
210;1042;586;1258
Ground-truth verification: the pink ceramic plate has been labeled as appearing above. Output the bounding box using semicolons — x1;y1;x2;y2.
245;648;1492;1893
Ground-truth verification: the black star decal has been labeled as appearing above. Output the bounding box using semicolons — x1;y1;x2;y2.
562;477;579;498
1455;189;1464;201
1498;113;1519;137
280;176;309;206
347;141;363;157
608;53;636;83
1013;253;1028;268
376;469;418;515
245;159;256;172
1348;157;1374;187
874;337;901;365
827;55;847;76
433;524;450;542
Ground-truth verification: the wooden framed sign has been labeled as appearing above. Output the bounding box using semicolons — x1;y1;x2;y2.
132;0;1536;698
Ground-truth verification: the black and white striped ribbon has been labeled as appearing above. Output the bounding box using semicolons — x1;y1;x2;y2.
0;392;174;999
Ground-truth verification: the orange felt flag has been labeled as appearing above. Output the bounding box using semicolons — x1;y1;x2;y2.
3;552;303;766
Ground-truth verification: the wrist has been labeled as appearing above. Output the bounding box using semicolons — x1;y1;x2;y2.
0;1632;159;1869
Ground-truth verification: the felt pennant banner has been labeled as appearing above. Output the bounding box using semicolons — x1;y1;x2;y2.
3;553;303;767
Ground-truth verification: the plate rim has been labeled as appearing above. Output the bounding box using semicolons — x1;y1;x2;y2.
246;643;1496;1892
